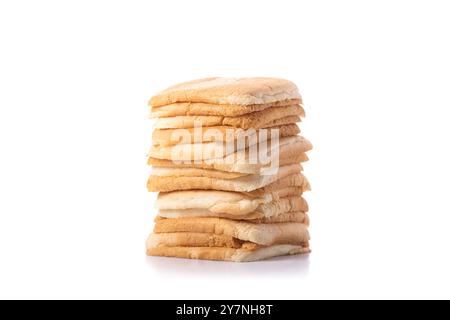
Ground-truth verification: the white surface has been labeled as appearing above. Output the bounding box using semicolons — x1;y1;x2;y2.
0;0;450;299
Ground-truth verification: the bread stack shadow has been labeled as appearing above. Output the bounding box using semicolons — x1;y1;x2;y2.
146;77;312;262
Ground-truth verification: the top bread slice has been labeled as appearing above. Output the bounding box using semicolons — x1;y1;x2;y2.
150;77;301;107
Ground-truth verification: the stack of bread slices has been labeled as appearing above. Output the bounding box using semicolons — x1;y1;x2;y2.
146;77;313;262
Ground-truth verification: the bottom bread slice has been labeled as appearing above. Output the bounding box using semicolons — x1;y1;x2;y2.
146;244;310;262
147;232;309;249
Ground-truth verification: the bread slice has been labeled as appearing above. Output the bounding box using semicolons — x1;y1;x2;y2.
149;132;267;161
154;105;304;129
149;77;301;107
156;185;305;213
158;208;309;222
151;124;300;147
153;217;309;246
150;100;302;118
170;211;309;224
147;151;309;174
147;164;304;192
157;196;308;220
147;231;309;249
154;171;308;210
148;135;312;163
146;244;310;262
151;173;309;202
156;189;271;214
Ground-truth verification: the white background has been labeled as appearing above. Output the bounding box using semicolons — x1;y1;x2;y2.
1;0;449;299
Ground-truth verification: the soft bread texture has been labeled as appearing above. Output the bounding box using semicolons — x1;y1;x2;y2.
147;164;304;192
151;124;300;147
158;208;308;222
154;105;304;129
153;174;310;201
256;196;308;214
150;77;301;107
146;244;310;262
147;151;309;174
252;211;309;224
153;217;309;246
264;115;300;128
155;174;308;215
156;186;304;214
148;135;312;163
157;196;308;219
150;100;302;118
156;189;271;215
